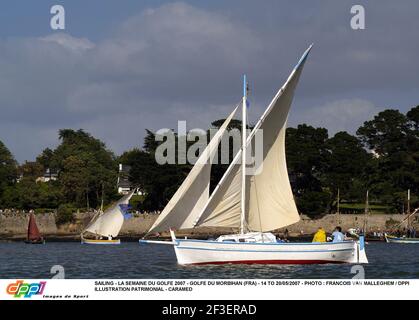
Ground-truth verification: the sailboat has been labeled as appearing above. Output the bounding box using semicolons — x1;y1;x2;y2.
81;190;135;244
25;213;45;244
139;45;368;265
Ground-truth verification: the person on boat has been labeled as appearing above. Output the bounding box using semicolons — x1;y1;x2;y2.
332;226;345;242
312;227;326;242
283;229;289;241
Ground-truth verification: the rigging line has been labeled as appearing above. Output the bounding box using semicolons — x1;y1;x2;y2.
252;176;264;241
240;101;252;235
394;208;419;229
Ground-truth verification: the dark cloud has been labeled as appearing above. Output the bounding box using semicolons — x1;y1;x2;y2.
0;1;418;162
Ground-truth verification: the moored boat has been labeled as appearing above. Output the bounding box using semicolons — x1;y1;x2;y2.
385;234;419;244
384;208;418;244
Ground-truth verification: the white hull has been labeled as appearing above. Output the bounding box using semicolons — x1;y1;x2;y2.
81;238;121;245
140;232;368;265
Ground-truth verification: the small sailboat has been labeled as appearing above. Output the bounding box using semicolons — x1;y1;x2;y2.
81;190;135;244
25;213;45;244
139;45;368;265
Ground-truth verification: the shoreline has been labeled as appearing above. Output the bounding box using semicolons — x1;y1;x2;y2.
1;212;410;243
0;234;385;243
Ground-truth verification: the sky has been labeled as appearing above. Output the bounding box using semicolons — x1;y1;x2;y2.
0;0;418;162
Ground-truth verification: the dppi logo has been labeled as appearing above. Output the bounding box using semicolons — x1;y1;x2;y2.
6;280;46;298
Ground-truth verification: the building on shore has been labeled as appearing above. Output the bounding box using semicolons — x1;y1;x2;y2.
117;164;142;195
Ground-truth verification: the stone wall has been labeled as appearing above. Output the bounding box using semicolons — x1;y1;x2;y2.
0;212;57;237
277;213;411;235
0;211;160;238
0;211;414;239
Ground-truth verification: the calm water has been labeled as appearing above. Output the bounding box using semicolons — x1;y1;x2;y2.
0;242;418;279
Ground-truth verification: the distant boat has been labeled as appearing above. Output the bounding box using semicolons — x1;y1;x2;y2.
81;190;135;245
140;45;368;265
385;208;418;244
385;235;419;244
25;213;45;244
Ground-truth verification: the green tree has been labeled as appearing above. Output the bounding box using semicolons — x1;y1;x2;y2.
56;204;75;225
127;148;190;212
357;109;410;157
36;148;55;171
406;105;419;208
50;129;118;208
286;124;330;217
357;108;418;210
407;105;419;132
325;131;372;203
60;155;89;205
18;161;44;181
0;141;17;199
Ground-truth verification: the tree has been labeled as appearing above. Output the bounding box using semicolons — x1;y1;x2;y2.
357;108;418;210
143;129;160;153
18;161;44;181
357;109;410;157
60;155;89;205
325;131;372;202
406;106;419;208
42;129;118;208
36;148;55;171
407;105;419;132
286;125;330;217
127;148;190;212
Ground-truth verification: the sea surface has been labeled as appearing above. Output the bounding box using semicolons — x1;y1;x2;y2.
0;242;418;279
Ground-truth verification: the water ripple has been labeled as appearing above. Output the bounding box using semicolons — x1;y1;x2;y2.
0;242;417;279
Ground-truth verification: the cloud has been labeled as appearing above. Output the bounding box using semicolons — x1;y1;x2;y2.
296;99;380;135
0;2;257;161
0;1;418;162
40;33;95;52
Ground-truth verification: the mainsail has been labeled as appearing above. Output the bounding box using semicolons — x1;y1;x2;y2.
27;213;42;241
195;45;313;232
84;190;135;238
148;106;239;233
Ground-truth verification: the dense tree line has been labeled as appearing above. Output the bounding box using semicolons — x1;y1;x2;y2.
0;130;117;222
0;106;418;218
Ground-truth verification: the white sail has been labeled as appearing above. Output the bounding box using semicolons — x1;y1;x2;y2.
147;106;239;233
195;45;313;232
84;190;135;238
